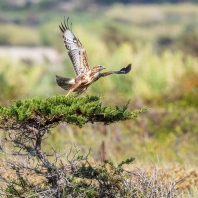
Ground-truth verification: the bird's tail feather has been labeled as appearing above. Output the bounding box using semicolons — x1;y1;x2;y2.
55;75;75;90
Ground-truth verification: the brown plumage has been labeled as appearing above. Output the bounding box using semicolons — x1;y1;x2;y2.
56;17;132;96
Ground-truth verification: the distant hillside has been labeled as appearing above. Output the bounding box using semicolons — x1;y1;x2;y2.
0;0;197;11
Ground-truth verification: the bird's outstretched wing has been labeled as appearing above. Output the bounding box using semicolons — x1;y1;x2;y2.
59;18;90;77
100;64;132;77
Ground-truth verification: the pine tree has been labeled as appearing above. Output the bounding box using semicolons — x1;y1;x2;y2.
0;95;176;197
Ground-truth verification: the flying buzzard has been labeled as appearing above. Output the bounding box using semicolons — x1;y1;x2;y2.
56;18;132;96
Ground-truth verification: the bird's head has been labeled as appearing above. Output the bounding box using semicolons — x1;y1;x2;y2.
95;65;105;72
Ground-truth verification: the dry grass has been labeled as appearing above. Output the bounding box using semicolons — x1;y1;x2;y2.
1;159;198;197
129;164;198;196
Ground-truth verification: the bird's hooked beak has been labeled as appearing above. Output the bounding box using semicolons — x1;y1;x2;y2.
100;65;105;70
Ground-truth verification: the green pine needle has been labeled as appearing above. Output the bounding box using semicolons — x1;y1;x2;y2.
0;95;147;128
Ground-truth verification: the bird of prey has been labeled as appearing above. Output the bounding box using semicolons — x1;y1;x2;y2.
56;18;132;96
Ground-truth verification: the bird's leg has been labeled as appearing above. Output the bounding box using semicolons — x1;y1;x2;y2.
66;89;73;97
66;79;81;97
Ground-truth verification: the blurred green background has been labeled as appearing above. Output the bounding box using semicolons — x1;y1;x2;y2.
0;0;198;168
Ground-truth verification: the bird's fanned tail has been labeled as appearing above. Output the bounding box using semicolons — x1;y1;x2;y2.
55;75;75;90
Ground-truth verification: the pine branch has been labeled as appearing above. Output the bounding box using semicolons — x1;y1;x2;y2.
0;95;147;197
0;95;146;129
